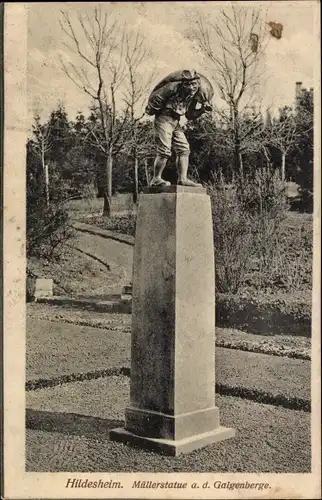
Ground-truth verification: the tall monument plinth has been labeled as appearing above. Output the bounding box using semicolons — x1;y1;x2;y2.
110;185;235;455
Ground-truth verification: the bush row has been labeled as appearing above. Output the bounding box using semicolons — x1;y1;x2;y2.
216;293;311;336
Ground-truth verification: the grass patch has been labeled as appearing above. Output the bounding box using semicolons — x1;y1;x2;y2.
66;194;135;219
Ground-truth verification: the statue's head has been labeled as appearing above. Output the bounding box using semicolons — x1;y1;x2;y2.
181;69;200;96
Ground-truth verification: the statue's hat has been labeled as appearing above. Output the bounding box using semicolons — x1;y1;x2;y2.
180;69;200;81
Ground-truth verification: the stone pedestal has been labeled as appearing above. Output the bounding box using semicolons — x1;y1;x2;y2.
110;186;235;455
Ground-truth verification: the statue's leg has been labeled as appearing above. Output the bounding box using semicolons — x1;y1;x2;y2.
151;155;170;186
151;115;174;186
173;126;202;187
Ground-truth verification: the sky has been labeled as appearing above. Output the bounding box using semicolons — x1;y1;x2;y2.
27;1;318;127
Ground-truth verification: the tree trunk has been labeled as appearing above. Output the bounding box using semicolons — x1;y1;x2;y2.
235;141;244;194
107;151;113;200
234;144;240;175
263;146;272;171
239;152;244;179
281;152;286;182
41;149;48;206
44;164;49;207
144;157;150;186
103;152;113;217
232;105;240;177
103;192;111;217
133;155;139;204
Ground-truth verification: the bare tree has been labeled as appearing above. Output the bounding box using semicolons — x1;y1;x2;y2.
60;6;129;216
263;101;312;183
263;107;298;181
122;31;156;203
189;5;268;177
189;105;265;180
31;115;52;207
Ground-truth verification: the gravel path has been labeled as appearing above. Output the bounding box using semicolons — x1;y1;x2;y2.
26;382;310;473
73;231;133;286
27;318;131;380
26;318;310;406
25;312;311;474
73;221;134;246
27;303;311;359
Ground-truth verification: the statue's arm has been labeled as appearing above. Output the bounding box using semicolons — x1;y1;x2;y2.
185;99;213;121
145;84;177;115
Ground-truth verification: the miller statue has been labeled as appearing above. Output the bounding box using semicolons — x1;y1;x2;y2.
145;69;214;187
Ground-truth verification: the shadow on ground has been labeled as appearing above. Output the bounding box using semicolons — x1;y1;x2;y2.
26;408;123;439
76;294;121;301
35;297;131;314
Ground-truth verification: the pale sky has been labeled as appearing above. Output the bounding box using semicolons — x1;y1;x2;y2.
27;1;318;127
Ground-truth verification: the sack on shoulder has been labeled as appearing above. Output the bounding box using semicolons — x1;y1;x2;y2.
151;69;214;104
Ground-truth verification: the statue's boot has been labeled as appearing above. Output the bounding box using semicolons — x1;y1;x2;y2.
150;178;171;187
177;154;202;187
151;155;171;186
178;178;202;187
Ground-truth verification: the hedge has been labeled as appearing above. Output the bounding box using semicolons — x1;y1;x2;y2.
216;293;311;336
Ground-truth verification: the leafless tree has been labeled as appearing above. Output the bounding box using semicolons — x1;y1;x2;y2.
59;6;129;216
189;5;268;177
265;108;297;181
122;31;156;202
189;105;265;180
31;115;52;207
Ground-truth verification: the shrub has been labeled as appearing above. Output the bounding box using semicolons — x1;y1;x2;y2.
241;170;289;285
237;168;287;218
209;169;291;294
27;153;77;261
216;292;311;335
262;214;313;291
208;182;256;294
27;201;75;260
292;188;314;213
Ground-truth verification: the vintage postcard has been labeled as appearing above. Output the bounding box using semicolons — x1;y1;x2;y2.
2;1;321;499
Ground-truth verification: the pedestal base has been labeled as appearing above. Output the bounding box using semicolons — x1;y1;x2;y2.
124;405;220;440
110;426;235;456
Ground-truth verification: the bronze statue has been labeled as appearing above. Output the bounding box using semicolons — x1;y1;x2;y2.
145;69;214;187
